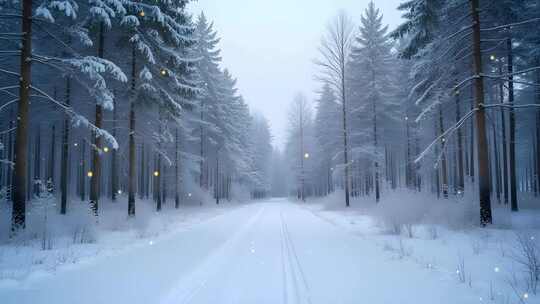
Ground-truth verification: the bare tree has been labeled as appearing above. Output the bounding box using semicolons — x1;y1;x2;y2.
315;11;354;207
287;93;312;201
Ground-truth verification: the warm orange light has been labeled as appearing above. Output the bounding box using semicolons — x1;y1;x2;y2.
139;11;145;17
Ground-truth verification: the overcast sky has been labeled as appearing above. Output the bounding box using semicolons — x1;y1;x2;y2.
189;0;404;149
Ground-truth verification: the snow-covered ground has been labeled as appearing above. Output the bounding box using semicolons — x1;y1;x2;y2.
0;196;538;304
307;191;540;304
0;197;242;282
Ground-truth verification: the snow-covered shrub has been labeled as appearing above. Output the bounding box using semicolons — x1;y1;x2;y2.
371;190;429;235
456;254;466;283
512;232;539;294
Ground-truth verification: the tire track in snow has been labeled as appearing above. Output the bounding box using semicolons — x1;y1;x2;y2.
280;215;289;304
280;209;312;304
160;205;266;304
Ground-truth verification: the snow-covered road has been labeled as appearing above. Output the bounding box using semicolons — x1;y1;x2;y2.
1;198;478;304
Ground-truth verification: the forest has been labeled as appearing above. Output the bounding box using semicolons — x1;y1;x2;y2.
281;0;540;226
0;0;539;303
0;0;273;234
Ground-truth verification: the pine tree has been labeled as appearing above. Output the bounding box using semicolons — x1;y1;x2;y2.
349;1;399;202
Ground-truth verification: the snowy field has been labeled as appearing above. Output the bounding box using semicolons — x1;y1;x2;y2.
308;192;540;304
0;195;538;304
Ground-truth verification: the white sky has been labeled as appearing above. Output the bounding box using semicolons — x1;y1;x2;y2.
189;0;404;149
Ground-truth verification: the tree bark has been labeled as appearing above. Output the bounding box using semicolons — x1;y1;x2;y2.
111;94;118;201
33;126;41;197
90;23;105;216
372;77;380;203
60;77;70;214
128;45;136;217
493;115;501;203
175;128;180;209
341;62;350;208
439;104;448;198
507;36;518;212
471;0;492;225
156;152;162;211
11;0;33;232
499;61;509;205
456;92;465;193
199;103;205;189
80;139;86;201
215;153;219;205
535;62;540;196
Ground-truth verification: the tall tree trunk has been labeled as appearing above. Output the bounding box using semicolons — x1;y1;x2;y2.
80;139;86;201
111;94;118;201
439;104;448;198
215;153;219;205
373;95;380;203
155;113;162;211
162;165;167;205
531;134;539;197
507;36;518;212
415;127;421;192
128;45;136;217
469;98;475;183
535;62;540;197
499;60;509;205
90;23;105;216
434;118;440;199
47;120;56;194
493;117;501;203
0;132;4;191
406;116;412;189
11;0;33;231
60;77;71;214
341;62;350;208
156;152;162;211
199;103;205;189
139;144;144;200
33;126;41;197
456;92;465;193
471;0;492;225
175;128;180;209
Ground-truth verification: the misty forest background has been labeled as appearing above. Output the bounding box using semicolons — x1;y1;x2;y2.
0;0;540;240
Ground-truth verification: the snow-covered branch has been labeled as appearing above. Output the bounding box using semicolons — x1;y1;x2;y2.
0;98;18;113
480;17;540;31
0;68;19;78
30;85;119;149
415;107;478;164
